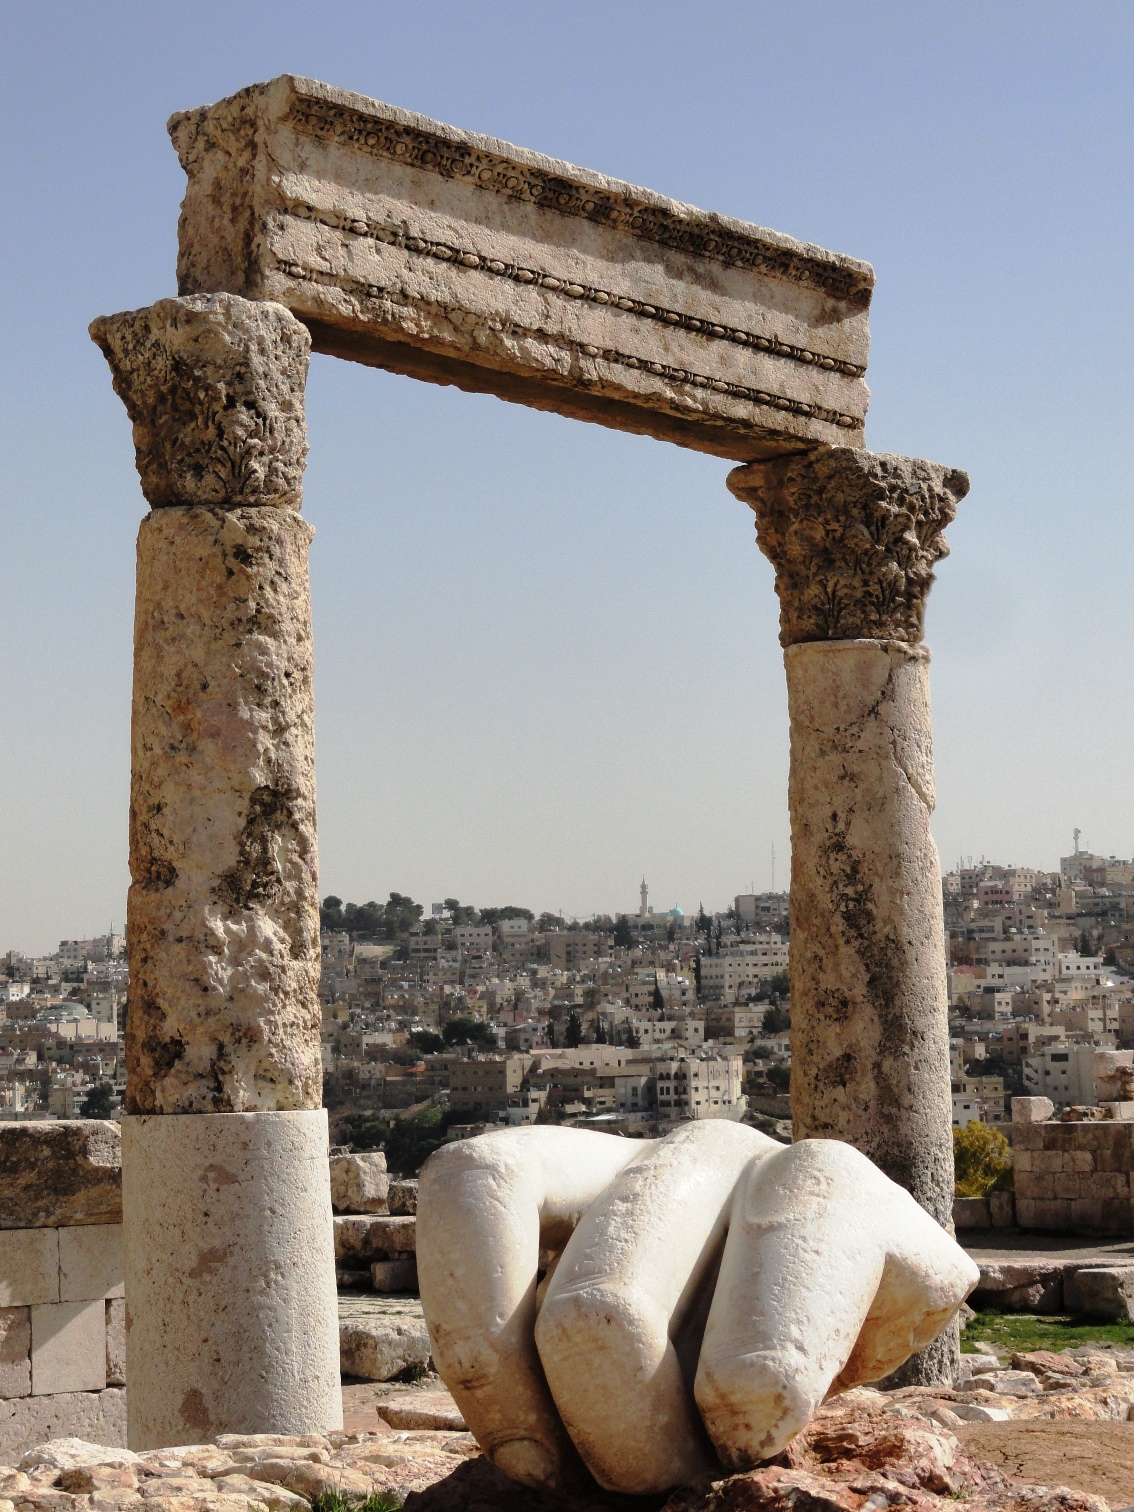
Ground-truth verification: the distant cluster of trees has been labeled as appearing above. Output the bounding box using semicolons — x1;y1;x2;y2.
320;894;538;940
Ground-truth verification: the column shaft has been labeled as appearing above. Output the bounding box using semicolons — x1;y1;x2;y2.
92;293;340;1446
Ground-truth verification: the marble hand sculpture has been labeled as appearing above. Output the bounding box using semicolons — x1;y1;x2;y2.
418;1123;978;1497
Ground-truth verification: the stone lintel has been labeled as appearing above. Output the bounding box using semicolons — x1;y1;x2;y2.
169;75;874;461
728;446;970;646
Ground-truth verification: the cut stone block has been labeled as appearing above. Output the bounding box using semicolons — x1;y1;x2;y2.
0;1306;30;1397
1012;1097;1054;1124
953;1197;990;1229
989;1191;1016;1228
339;1317;432;1381
329;1152;388;1214
334;1214;416;1259
0;1390;127;1460
0;1121;122;1229
370;1259;417;1293
170;76;873;462
59;1223;123;1302
106;1297;126;1386
0;1230;59;1306
388;1178;418;1215
1073;1267;1134;1322
375;1389;465;1431
30;1299;106;1393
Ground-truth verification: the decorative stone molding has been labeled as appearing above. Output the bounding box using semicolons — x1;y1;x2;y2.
728;446;969;646
89;294;309;511
166;76;871;460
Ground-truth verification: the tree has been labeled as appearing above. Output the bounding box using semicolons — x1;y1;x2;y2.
80;1083;115;1119
652;982;665;1014
1079;929;1094;958
444;899;480;925
694;954;702;995
761;1003;791;1035
953;1122;1013;1197
564;1011;584;1048
538;912;566;932
479;906;534;926
613;917;634;950
409;1030;445;1054
594;1021;608;1044
442;1017;495;1047
766;1063;791;1093
755;971;790;1003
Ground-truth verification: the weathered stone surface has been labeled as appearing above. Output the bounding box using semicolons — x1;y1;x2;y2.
0;1124;121;1231
1013;1098;1055;1125
122;1111;341;1449
169;77;872;461
124;503;320;1113
777;642;955;1237
334;1215;416;1260
990;1193;1016;1229
956;1198;992;1229
388;1179;418;1215
30;1301;105;1395
105;1301;125;1388
728;448;968;647
376;1391;465;1432
59;1226;123;1304
371;1259;418;1293
339;1318;432;1381
89;296;309;512
0;1311;30;1399
1072;1267;1134;1322
0;1398;127;1463
329;1152;388;1214
0;1233;58;1308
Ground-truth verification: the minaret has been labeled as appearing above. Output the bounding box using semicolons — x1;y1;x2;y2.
639;878;649;920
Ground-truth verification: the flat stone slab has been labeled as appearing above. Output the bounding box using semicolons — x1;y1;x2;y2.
338;1293;431;1382
0;1122;121;1230
170;76;873;461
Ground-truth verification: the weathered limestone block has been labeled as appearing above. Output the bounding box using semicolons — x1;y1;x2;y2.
122;1111;341;1447
0;1233;58;1308
0;1309;30;1398
58;1225;123;1303
339;1317;432;1381
329;1151;388;1214
90;294;308;512
370;1259;417;1293
1073;1267;1134;1322
989;1191;1015;1228
334;1215;416;1260
169;78;873;461
953;1198;991;1229
0;1390;127;1460
418;1124;976;1497
388;1178;418;1215
1013;1096;1055;1124
105;1299;125;1387
30;1300;106;1394
0;1123;121;1230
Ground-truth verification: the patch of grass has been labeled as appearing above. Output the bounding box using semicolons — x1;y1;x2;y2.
310;1492;402;1512
962;1310;1134;1354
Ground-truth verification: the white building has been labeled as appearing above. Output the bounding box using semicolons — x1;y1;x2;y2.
654;1054;745;1121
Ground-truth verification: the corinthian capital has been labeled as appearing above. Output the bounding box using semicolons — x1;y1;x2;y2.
90;293;310;510
727;446;969;647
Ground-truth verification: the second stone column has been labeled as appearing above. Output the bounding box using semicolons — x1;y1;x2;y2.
729;445;969;1383
91;293;341;1447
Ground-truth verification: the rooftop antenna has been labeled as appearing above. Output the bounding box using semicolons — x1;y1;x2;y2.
1073;828;1081;855
771;841;776;894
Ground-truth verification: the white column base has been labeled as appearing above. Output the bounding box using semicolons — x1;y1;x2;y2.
122;1110;341;1449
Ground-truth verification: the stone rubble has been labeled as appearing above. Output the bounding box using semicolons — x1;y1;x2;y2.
9;1344;1133;1512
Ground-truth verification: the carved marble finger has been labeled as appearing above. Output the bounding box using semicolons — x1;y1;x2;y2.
417;1127;644;1491
535;1122;777;1495
695;1138;978;1470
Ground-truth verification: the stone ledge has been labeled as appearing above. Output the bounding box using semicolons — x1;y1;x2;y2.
0;1123;121;1230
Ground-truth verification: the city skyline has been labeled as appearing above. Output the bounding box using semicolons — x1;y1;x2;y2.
4;4;1133;955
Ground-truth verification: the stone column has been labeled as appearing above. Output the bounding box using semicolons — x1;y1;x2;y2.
728;446;969;1384
90;294;341;1447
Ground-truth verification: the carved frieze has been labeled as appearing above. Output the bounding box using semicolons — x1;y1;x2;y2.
168;76;873;461
728;447;970;646
90;293;309;511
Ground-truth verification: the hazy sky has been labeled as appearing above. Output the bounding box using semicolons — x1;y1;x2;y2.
3;3;1133;954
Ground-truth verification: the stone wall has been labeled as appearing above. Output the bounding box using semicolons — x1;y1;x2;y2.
0;1122;125;1456
1013;1098;1134;1234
